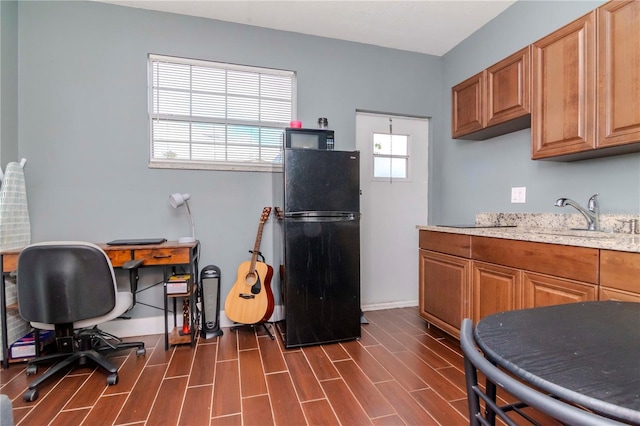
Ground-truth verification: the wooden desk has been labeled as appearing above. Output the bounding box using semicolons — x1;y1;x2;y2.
1;241;200;367
474;301;640;424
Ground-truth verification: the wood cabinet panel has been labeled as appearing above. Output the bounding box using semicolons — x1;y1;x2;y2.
599;287;640;303
532;11;596;159
418;230;471;258
600;250;640;294
451;72;485;139
486;46;531;127
471;236;599;284
523;272;597;308
419;250;471;338
472;261;522;323
597;1;640;148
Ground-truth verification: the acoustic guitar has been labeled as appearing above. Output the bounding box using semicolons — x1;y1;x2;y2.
224;207;275;325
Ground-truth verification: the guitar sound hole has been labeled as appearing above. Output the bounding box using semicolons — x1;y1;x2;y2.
244;272;256;286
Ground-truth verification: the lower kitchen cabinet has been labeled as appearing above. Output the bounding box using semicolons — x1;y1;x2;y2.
471;261;522;323
599;287;640;303
522;271;597;308
599;250;640;302
418;230;626;338
419;250;470;338
472;235;599;284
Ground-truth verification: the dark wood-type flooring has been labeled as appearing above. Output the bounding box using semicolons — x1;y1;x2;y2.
1;307;556;425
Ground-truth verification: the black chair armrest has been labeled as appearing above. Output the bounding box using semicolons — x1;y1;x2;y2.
122;259;144;270
122;259;144;302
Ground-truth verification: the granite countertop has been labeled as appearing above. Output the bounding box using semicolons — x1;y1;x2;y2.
417;225;640;253
417;213;640;253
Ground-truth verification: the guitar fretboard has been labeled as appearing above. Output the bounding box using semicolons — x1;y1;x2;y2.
249;208;271;273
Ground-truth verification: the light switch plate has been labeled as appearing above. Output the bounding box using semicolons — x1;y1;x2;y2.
511;187;526;203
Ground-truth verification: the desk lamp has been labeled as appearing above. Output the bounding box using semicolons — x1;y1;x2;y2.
169;193;195;243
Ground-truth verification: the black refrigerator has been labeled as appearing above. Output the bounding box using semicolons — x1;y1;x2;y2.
275;148;361;348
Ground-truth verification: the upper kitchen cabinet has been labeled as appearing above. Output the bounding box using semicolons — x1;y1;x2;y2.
452;47;531;141
597;0;640;150
486;47;531;129
451;71;484;139
532;1;640;160
531;11;597;159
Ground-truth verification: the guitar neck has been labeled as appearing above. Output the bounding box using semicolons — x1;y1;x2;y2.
249;220;266;273
247;207;271;273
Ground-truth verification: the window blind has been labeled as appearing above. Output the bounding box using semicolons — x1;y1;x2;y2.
148;54;296;171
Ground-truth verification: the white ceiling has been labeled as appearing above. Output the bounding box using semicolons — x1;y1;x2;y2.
96;0;516;56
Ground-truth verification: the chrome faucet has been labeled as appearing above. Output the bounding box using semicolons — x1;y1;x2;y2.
554;194;600;231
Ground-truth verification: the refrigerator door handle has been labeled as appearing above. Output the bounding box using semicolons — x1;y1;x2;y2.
286;211;359;218
285;211;359;222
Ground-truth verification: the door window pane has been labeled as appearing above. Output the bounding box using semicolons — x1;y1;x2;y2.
373;157;408;178
372;133;409;180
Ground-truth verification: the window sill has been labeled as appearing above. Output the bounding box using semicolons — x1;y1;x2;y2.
149;160;283;173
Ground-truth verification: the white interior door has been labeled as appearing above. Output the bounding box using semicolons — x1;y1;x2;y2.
356;112;429;308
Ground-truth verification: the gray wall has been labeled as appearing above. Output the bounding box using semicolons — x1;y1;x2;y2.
0;0;19;169
13;1;442;314
436;0;640;225
5;0;640;314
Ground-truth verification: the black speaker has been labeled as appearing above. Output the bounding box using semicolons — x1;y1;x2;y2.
200;265;223;338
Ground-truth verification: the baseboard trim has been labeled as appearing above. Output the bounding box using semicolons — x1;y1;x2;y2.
361;300;418;312
100;300;418;337
99;315;167;338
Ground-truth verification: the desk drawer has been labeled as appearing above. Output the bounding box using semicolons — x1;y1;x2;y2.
135;248;191;266
1;252;19;273
106;250;133;268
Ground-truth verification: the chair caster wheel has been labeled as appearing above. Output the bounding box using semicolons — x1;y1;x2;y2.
107;373;118;385
136;348;146;356
26;365;37;375
23;389;38;402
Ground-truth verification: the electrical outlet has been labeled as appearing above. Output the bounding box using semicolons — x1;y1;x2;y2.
511;187;526;203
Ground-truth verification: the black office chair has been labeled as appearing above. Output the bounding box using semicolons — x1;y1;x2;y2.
17;241;146;402
460;318;625;426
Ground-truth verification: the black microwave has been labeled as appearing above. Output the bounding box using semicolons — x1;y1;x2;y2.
284;128;335;150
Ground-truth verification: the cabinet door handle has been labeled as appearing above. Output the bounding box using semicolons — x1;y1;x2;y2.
154;254;172;259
